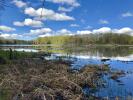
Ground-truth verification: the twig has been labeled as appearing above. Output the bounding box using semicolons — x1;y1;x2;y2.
40;0;45;18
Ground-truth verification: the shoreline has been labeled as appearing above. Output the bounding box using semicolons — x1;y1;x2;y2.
0;44;133;50
0;58;110;99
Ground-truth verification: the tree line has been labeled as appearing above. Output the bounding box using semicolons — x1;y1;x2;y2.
34;33;133;45
0;37;32;44
0;33;133;45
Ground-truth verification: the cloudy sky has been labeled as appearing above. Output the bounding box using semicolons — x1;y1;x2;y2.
0;0;133;40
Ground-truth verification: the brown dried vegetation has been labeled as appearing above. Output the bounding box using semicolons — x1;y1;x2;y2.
0;59;109;100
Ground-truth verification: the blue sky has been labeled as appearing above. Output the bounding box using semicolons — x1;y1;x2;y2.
0;0;133;40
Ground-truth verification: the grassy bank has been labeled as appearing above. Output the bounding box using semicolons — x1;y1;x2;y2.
0;50;38;61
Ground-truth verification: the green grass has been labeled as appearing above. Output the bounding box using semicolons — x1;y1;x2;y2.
0;50;36;60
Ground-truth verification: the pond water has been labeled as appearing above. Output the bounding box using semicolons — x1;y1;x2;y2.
0;45;133;99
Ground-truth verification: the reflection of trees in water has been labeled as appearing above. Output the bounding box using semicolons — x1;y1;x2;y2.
93;46;132;57
62;46;133;57
34;45;64;53
34;45;133;57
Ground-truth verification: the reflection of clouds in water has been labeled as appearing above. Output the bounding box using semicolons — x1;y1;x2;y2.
63;46;133;58
111;54;133;61
14;48;38;52
54;53;133;61
4;48;38;53
2;47;133;61
75;55;133;61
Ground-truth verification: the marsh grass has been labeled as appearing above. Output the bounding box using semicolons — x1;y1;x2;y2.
0;57;109;100
0;50;37;60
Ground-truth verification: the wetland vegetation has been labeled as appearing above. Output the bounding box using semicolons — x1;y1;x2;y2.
0;45;133;99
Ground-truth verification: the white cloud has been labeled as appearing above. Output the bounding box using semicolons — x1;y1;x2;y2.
99;19;109;24
122;12;133;17
57;29;72;35
0;27;53;40
24;7;37;16
13;22;24;26
29;27;133;39
93;27;112;33
25;28;53;38
0;33;22;39
92;27;133;35
0;25;16;32
39;33;53;37
46;0;80;7
0;34;10;38
58;6;74;12
24;7;75;21
70;24;79;27
56;29;92;36
1;27;133;40
12;0;27;8
14;18;43;27
30;28;52;35
77;30;92;35
113;27;133;35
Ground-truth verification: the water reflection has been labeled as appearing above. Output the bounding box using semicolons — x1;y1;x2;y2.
1;45;133;58
34;45;133;60
3;48;38;52
36;45;133;99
